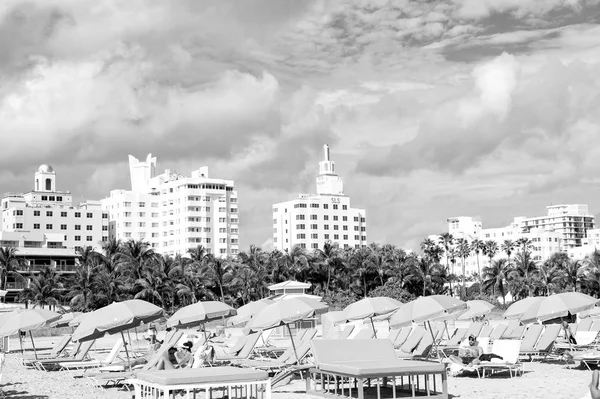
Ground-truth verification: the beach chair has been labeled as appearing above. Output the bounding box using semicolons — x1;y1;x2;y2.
489;324;507;341
215;332;261;362
59;338;124;372
503;320;520;335
477;339;523;378
387;329;401;344
392;327;412;349
18;335;72;365
591;321;600;332
395;326;426;358
579;318;593;332
337;325;355;339
442;327;467;347
503;325;525;339
234;341;312;372
32;340;96;371
352;325;376;340
520;324;561;361
447;337;490;378
518;324;544;354
307;339;448;399
478;324;494;338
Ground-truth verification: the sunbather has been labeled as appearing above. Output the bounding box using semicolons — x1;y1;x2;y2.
449;335;483;366
581;370;600;399
563;320;578;345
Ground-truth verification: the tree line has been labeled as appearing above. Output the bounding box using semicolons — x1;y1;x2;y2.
0;234;599;312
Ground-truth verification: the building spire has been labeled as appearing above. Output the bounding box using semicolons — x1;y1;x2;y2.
316;144;343;195
323;144;330;161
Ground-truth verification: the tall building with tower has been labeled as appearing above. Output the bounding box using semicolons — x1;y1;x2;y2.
101;154;239;258
272;145;367;252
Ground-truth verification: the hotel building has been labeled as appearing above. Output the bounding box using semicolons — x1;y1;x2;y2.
101;154;239;258
272;145;367;252
0;164;109;300
437;204;595;276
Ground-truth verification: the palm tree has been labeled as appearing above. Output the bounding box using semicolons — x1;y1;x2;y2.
535;261;562;296
0;246;25;290
349;247;375;298
201;255;231;302
510;251;538;298
20;265;63;310
501;239;515;267
314;241;341;294
470;239;484;295
455;238;471;299
66;263;97;311
482;240;499;270
482;259;509;304
438;233;454;295
410;255;444;296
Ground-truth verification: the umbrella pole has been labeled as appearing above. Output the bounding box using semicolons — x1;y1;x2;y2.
426;321;437;360
286;324;299;362
19;331;24;355
370;317;377;339
29;331;38;360
121;331;132;374
127;330;133;351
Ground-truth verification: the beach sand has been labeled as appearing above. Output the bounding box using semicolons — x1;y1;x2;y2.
1;353;594;399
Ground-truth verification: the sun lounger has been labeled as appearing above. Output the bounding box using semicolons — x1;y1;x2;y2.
337;325;355;340
503;319;520;335
59;338;124;371
32;340;96;371
308;339;448;399
503;325;525;339
352;325;376;340
18;335;72;365
476;339;523;378
215;333;261;362
396;326;426;358
392;327;412;349
579;318;593;332
127;367;271;399
478;324;494;338
233;341;311;372
520;324;561;361
518;324;544;353
442;327;466;347
387;329;401;343
489;324;507;341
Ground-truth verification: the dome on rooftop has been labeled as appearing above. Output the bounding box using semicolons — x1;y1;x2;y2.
38;164;54;173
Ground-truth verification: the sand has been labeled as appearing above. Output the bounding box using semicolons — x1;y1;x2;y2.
1;331;595;399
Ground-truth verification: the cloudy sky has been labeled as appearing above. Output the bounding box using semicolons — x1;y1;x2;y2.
2;0;600;252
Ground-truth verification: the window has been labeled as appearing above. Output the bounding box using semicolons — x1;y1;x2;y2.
342;205;347;210
46;211;53;217
34;210;40;216
296;233;306;239
49;196;55;201
46;224;52;229
334;225;339;230
311;233;318;239
102;213;108;219
324;215;329;221
138;212;145;217
310;224;318;229
75;212;81;218
86;236;93;242
343;226;348;231
343;235;348;240
102;226;108;231
296;224;305;229
75;225;81;230
296;215;305;220
300;243;306;248
311;243;318;249
324;225;329;230
324;234;330;239
324;204;329;209
310;204;319;208
310;214;317;220
333;204;338;210
14;223;23;229
75;236;81;241
342;216;347;221
333;216;338;221
56;196;62;202
361;235;367;241
219;207;226;212
138;202;145;207
41;196;48;201
61;211;67;217
33;224;40;229
139;222;146;227
354;217;359;222
334;234;339;239
15;210;23;216
86;212;93;218
124;202;132;207
354;226;359;231
361;227;366;231
361;217;366;223
61;224;67;230
86;225;93;231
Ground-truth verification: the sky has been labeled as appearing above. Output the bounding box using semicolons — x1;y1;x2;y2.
2;0;600;252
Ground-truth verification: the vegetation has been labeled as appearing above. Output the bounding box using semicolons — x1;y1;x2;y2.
6;234;600;311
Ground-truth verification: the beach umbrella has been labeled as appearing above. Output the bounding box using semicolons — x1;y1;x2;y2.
343;297;402;338
511;293;600;324
72;300;164;372
503;296;544;320
226;299;274;327
457;300;495;321
389;295;467;329
167;301;236;340
579;307;600;319
0;308;61;359
50;312;83;328
247;298;328;361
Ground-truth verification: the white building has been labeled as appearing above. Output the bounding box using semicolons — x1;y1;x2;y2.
272;145;367;252
1;164;108;253
436;203;595;275
0;165;109;301
102;154;239;258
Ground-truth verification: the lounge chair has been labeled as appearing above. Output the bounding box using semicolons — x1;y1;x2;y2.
442;327;466;347
392;327;412;349
336;325;355;340
387;329;401;344
59;338;124;371
476;339;523;378
18;335;72;365
127;366;270;398
489;324;507;341
579;318;593;332
591;321;600;332
520;324;561;361
32;340;96;371
352;325;376;340
503;319;520;335
518;325;544;354
396;326;426;358
478;324;494;338
233;341;311;372
503;325;525;339
307;339;448;399
215;333;261;362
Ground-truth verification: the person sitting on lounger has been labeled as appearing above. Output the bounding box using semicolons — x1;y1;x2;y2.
157;346;183;370
563;320;577;345
449;335;483;366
